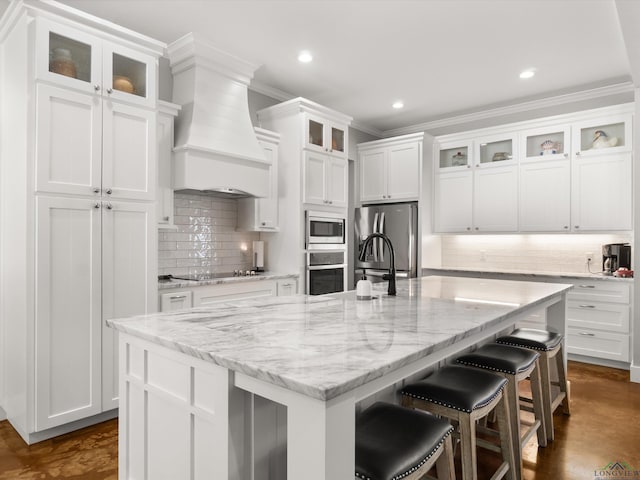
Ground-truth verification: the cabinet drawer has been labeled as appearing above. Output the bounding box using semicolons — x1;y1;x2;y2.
567;281;630;304
193;281;276;306
567;301;629;333
160;291;193;312
567;327;629;362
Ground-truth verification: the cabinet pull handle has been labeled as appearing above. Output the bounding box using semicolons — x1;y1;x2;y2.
170;295;187;300
578;285;596;289
578;304;596;309
579;332;595;336
281;283;292;287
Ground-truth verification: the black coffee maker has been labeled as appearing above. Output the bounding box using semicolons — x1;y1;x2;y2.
602;243;631;275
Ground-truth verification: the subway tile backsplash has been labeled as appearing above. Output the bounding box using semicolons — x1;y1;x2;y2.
437;233;633;274
158;192;259;276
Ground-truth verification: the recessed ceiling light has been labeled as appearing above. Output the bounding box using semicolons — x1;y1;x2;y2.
392;101;404;109
519;69;536;79
298;51;313;63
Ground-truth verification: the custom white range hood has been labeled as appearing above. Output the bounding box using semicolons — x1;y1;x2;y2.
167;33;270;198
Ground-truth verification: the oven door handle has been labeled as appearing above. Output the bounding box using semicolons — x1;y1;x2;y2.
308;264;347;271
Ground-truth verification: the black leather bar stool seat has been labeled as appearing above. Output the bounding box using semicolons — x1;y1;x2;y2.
496;328;571;442
355;402;455;480
401;365;516;480
456;343;547;480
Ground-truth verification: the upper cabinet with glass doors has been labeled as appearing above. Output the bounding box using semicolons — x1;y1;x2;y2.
36;19;157;108
521;124;571;161
572;114;632;157
475;132;517;167
437;140;473;171
304;113;348;158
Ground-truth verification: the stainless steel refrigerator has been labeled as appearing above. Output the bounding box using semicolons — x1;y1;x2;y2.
354;202;418;286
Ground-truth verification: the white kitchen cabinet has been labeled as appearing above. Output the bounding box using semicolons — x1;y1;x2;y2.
571;152;632;231
358;133;423;203
35;197;155;429
0;1;163;443
305;112;348;159
35;197;103;430
276;278;298;296
303;151;348;208
36;83;156;201
237;128;280;231
473;164;518;232
433;104;634;234
156;101;180;228
434;169;473;232
101;201;155;410
519;158;571;232
36;17;157;108
160;291;194;311
566;281;631;363
193;281;278;307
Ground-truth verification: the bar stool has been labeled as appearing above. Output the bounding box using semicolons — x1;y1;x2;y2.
355;402;456;480
496;328;571;442
456;343;547;480
401;365;516;480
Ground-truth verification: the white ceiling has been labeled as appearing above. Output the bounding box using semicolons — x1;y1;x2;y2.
2;0;639;135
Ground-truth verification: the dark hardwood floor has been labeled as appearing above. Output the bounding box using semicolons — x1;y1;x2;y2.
0;361;639;479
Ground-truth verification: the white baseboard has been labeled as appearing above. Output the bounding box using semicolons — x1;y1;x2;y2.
630;364;640;383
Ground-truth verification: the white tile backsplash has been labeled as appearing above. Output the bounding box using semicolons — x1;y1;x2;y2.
158;192;259;276
436;233;632;274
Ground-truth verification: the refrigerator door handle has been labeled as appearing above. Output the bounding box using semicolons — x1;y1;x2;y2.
372;212;379;262
379;212;386;263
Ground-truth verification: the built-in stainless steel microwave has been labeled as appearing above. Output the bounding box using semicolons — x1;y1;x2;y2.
306;211;345;247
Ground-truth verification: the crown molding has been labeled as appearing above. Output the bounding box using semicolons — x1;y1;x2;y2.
382;81;635;137
249;81;294;102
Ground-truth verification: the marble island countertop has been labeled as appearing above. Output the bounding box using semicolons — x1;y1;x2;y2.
109;276;572;401
158;271;299;290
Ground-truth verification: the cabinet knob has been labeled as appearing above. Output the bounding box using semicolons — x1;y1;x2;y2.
93;187;100;194
163;216;170;221
563;225;569;229
475;227;479;231
105;188;113;195
106;203;113;210
106;87;113;94
466;165;471;168
94;202;101;209
466;227;471;231
94;84;100;92
574;225;579;229
564;153;569;158
261;221;266;226
576;151;581;156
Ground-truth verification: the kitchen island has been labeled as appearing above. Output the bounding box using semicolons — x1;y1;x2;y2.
108;275;572;480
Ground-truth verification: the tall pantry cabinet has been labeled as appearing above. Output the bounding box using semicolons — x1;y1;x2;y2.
0;1;163;443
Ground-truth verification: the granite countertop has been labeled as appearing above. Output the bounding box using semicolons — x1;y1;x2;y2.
423;267;634;283
110;276;571;401
158;272;299;290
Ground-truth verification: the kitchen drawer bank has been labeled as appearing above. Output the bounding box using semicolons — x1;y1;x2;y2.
158;273;299;311
424;268;633;368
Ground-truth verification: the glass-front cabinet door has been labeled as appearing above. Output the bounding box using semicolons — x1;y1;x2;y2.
474;132;517;166
305;114;347;157
520;124;570;161
36;18;156;108
572;114;632;157
436;140;473;171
